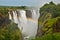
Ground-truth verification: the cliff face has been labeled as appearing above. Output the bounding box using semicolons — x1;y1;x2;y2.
0;14;22;40
37;2;60;37
0;6;25;40
0;14;10;27
0;6;26;27
8;9;40;39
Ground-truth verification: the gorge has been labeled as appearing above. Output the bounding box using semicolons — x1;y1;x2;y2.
8;9;40;40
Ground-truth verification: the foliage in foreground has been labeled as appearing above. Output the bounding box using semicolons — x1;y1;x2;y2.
32;33;60;40
0;22;22;40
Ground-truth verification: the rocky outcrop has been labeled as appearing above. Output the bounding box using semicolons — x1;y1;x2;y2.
0;14;10;27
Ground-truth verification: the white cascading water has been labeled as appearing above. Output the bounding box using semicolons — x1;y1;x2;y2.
9;9;40;40
12;11;19;24
8;12;12;20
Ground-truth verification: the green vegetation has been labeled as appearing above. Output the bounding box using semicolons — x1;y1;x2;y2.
0;22;22;40
32;33;60;40
0;1;60;40
36;1;60;40
0;6;26;15
0;6;26;40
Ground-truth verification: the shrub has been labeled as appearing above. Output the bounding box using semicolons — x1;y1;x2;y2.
0;22;22;40
32;33;60;40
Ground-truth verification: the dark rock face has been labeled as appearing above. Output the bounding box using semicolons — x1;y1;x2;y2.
16;11;21;17
36;26;43;37
26;10;32;18
0;14;10;27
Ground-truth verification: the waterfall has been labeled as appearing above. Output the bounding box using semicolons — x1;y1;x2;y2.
9;9;40;40
8;12;12;20
12;11;18;24
32;10;37;20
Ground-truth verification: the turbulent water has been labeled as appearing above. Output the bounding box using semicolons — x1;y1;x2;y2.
8;9;40;40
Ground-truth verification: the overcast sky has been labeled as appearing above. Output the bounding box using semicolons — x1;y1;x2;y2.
0;0;60;7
